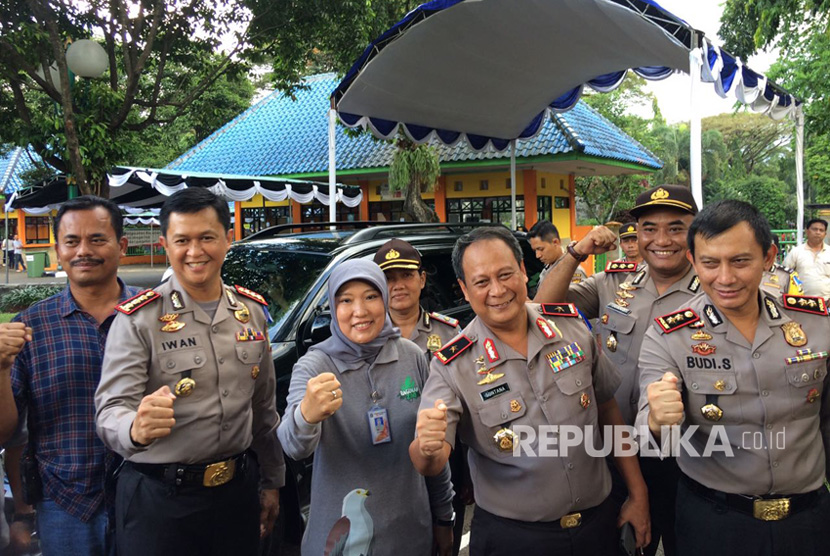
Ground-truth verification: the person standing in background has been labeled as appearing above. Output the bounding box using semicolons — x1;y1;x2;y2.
783;218;830;298
12;235;25;273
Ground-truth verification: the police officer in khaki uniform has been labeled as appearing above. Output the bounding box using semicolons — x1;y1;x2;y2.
528;220;588;288
373;239;461;357
372;238;466;555
410;226;650;554
761;262;803;298
638;200;830;556
619;222;643;265
95;188;284;556
534;184;699;556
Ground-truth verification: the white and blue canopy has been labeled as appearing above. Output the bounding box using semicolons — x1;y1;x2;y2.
329;0;804;237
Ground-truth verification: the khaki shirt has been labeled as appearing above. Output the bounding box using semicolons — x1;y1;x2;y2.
635;293;830;495
420;303;621;521
95;275;285;489
761;264;804;299
408;308;461;358
568;263;699;424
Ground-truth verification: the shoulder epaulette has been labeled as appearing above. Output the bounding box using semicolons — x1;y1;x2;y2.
654;308;700;333
605;260;638;273
774;263;796;274
435;335;475;365
540;303;579;317
234;285;268;306
429;312;459;328
116;290;161;315
783;294;827;316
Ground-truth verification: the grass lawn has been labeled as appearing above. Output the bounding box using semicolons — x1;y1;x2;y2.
0;313;16;323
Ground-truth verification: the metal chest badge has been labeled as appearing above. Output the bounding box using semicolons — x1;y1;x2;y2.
234;302;251;324
427;334;443;353
691;329;713;341
476;355;505;386
159;313;185;332
606;333;618;352
175;377;196;397
580;393;591;409
781;322;807;347
700;403;723;421
692;343;716;356
494;428;517;452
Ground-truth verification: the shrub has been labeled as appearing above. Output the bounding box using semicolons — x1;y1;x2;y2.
0;285;63;312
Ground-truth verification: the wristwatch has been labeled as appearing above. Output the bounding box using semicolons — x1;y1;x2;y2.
434;510;456;527
567;241;588;262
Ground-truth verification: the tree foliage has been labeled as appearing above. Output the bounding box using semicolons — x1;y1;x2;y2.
720;0;830;212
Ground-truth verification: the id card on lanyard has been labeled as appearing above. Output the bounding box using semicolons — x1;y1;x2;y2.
367;405;392;445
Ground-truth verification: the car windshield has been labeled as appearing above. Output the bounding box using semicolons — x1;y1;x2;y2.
222;248;330;338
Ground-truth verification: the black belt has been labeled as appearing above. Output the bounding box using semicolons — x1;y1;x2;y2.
128;452;248;488
681;474;821;521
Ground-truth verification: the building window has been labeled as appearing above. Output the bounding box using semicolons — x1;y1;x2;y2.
446;196;524;228
25;216;51;244
242;206;292;238
369;200;436;222
376;186;382;195
454;181;463;191
537;196;552;223
555;196;570;209
506;178;512;189
479;180;489;191
301;202;359;223
541;178;546;189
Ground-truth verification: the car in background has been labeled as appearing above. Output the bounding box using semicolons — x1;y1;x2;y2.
221;221;543;553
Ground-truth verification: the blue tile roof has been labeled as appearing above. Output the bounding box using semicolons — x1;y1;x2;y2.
169;73;661;175
0;147;43;194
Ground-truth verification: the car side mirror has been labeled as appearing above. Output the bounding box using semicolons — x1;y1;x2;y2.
303;313;332;348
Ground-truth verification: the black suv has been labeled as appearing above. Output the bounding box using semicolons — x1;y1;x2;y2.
220;221;544;552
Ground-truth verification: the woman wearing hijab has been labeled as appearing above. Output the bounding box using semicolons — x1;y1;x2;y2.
278;260;455;556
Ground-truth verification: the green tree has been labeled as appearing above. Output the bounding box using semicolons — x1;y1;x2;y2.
720;1;830;206
388;137;440;222
706;175;794;228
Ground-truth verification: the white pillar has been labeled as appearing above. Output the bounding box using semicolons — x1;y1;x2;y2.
689;37;703;209
328;108;337;229
795;106;805;245
510;140;517;230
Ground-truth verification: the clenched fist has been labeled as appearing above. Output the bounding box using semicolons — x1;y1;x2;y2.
300;372;343;424
131;385;176;446
574;226;618;256
647;372;684;434
416;399;448;457
0;322;32;371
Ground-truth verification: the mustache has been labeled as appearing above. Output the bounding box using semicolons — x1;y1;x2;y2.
70;257;104;267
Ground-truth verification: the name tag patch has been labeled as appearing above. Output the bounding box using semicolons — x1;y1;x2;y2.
480;383;511;401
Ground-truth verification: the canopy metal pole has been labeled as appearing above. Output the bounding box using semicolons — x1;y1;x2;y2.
795;106;805;245
4;207;8;284
328;107;337;230
689;33;703;209
510;140;517;230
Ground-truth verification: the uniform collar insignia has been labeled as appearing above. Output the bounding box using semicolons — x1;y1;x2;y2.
688;275;700;293
764;297;781;320
704;304;723;327
171;290;185;311
632;269;647;286
483;338;500;363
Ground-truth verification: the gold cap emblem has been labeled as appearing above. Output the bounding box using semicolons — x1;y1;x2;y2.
385;248;400;260
651;187;670;200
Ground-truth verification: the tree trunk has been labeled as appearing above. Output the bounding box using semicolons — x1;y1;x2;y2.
403;180;439;222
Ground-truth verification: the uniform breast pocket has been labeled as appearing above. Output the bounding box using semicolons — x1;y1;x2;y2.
477;394;528;457
683;370;743;424
785;364;827;418
158;348;208;401
602;310;636;365
552;365;597;422
235;341;265;395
